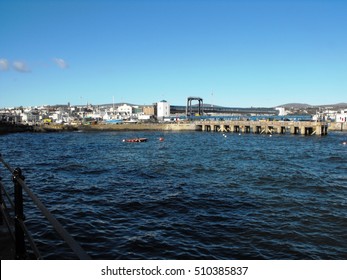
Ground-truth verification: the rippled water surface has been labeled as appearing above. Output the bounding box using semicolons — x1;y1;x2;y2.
1;131;347;259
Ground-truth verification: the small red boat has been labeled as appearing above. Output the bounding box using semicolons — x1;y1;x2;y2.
123;138;148;143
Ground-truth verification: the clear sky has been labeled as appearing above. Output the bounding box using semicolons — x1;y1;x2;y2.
1;0;346;108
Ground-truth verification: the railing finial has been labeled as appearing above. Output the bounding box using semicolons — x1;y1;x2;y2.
13;167;25;181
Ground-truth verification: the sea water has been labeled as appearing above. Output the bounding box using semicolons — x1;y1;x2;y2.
0;131;346;259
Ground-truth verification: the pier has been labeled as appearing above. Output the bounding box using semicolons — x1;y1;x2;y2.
195;120;328;135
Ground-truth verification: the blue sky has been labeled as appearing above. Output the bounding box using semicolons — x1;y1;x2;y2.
1;0;346;108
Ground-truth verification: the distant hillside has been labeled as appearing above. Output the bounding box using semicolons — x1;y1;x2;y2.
278;103;347;109
324;103;347;108
278;103;312;108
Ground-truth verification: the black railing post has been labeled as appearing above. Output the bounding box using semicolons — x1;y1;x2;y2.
12;167;26;259
0;174;3;225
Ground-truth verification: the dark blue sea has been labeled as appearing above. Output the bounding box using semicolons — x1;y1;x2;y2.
1;131;347;259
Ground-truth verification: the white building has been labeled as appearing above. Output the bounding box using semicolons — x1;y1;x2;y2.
157;100;170;120
102;112;111;121
336;109;347;123
21;110;40;124
275;107;287;116
117;104;133;118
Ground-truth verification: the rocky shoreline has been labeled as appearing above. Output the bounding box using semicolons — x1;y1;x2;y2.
0;122;34;134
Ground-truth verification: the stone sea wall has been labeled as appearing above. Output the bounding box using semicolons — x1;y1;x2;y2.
2;121;346;133
77;122;198;132
328;122;347;131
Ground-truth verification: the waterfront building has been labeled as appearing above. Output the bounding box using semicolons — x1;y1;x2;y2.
142;105;155;116
116;104;133;118
336;109;347;123
157;100;170;120
275;107;287;116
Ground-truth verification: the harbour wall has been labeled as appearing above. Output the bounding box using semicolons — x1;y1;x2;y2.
2;121;347;133
77;123;198;131
328;122;347;131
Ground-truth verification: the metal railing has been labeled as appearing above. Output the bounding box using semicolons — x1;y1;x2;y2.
0;154;90;259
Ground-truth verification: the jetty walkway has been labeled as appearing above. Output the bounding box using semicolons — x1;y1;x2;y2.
195;120;328;135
